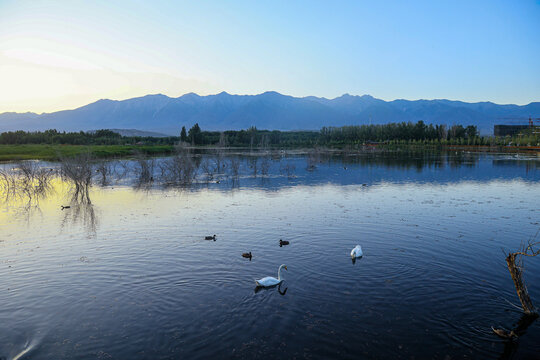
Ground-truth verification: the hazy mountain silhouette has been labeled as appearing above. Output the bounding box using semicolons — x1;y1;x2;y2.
1;92;538;135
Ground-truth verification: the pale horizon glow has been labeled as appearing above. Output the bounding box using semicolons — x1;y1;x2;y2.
1;0;539;113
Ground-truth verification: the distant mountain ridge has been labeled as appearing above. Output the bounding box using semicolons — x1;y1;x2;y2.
106;129;169;137
1;92;538;135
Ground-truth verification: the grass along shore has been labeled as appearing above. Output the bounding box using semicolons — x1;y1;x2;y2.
0;144;174;161
1;143;539;162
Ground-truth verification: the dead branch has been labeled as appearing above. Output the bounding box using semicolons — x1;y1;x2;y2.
511;240;540;258
505;238;539;315
492;234;539;340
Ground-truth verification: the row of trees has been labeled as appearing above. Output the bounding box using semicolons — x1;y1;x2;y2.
179;121;479;147
179;124;320;147
320;121;478;143
2;121;537;148
0;129;177;145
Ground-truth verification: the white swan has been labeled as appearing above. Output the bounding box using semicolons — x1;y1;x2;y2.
351;245;363;258
255;264;287;287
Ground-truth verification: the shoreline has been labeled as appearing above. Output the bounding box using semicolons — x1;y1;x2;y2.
0;143;539;162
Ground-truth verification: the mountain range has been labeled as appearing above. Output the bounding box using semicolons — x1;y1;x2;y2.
1;91;538;135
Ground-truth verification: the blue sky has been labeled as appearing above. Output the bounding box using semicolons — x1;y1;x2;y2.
0;0;539;112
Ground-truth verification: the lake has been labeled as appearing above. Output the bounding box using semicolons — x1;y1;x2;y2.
1;150;539;359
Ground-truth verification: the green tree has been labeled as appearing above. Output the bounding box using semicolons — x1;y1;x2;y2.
180;126;187;142
448;125;466;139
465;125;478;139
188;123;202;145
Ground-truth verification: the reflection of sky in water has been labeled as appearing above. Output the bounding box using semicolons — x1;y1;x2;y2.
0;152;539;359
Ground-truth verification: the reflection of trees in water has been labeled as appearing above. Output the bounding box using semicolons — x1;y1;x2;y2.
230;157;240;178
280;161;296;178
248;157;258;177
319;150;480;170
230;176;240;189
81;149;535;192
0;159;98;234
306;148;322;171
447;152;478;169
46;154;98;234
60;197;98;236
0;162;56;215
0;150;514;203
493;158;539;173
260;156;271;176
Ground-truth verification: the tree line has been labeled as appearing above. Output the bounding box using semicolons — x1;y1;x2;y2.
0;129;177;145
1;121;537;148
179;121;482;146
320;121;478;143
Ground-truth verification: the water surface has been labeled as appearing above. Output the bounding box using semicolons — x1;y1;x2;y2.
1;151;539;359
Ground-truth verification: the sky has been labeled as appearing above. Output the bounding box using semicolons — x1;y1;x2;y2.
0;0;539;113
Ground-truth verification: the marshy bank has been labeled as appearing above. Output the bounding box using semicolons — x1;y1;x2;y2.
2;122;539;161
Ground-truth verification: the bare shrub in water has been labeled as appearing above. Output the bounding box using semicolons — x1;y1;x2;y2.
159;145;198;186
60;153;93;203
248;157;258;177
214;136;227;174
306;148;320;171
116;160;131;181
200;158;215;182
260;156;271;176
213;153;227;176
229;157;240;178
19;162;54;193
133;152;155;185
95;160;115;186
280;161;296;178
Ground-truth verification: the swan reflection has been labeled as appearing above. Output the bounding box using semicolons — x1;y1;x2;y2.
254;282;288;296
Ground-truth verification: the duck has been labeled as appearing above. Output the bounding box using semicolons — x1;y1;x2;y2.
279;239;290;247
255;264;287;287
242;252;252;259
491;327;517;339
205;235;216;241
351;245;363;258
